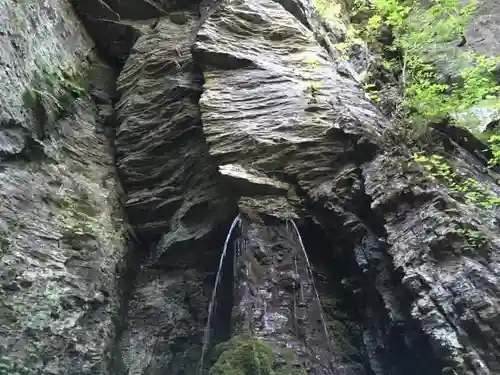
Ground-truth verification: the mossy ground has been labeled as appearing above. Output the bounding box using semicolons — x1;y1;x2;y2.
209;335;307;375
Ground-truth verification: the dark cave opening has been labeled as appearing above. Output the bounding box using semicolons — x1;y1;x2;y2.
297;217;373;373
297;217;445;375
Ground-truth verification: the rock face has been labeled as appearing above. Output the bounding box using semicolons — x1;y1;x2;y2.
191;0;500;373
228;217;343;375
2;0;500;374
113;13;235;375
0;1;124;374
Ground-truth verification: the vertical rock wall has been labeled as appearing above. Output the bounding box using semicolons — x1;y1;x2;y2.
226;217;343;375
0;1;125;374
113;14;236;375
4;0;497;374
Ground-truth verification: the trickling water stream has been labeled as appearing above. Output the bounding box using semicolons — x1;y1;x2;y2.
199;216;339;374
287;220;335;363
199;214;242;374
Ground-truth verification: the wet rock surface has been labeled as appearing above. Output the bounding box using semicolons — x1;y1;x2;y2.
113;15;235;375
2;0;500;374
229;217;350;374
191;0;500;373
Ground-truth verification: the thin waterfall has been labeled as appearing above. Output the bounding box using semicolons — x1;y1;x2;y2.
287;219;335;359
198;215;242;375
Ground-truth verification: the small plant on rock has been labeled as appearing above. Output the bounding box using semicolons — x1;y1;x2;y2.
305;82;323;104
413;152;500;208
452;226;488;251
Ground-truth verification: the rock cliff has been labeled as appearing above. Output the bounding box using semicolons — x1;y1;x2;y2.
1;0;499;374
0;0;124;374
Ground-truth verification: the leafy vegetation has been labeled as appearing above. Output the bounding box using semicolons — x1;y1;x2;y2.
314;0;500;244
452;226;488;249
305;82;323;103
413;152;500;208
315;0;500;137
488;134;500;167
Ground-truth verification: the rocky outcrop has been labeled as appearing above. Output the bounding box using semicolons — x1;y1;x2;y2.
0;1;124;374
361;149;500;374
225;217;352;375
194;0;385;198
115;13;232;242
3;0;500;374
113;13;235;375
190;0;500;373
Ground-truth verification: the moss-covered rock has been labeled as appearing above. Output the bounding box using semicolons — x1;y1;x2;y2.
210;335;307;375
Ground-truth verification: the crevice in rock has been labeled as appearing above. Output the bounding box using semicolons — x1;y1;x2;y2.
280;162;445;375
298;217;369;374
354;165;446;375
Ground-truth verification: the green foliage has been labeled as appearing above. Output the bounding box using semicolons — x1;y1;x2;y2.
303;57;321;68
488;134;500;167
451;227;488;249
210;335;306;375
316;0;500;149
412;151;494;251
413;152;500;208
313;0;345;23
350;0;500;123
363;83;380;102
314;0;500;213
322;0;500;196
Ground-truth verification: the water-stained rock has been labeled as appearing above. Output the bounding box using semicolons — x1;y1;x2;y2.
224;216;347;375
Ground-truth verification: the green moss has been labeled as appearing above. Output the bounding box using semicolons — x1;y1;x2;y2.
321;296;362;361
52;176;123;252
209;335;306;375
23;59;88;140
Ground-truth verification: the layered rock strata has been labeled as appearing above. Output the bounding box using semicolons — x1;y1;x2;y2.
0;1;124;374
